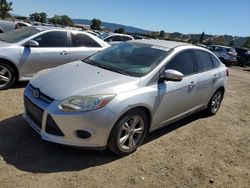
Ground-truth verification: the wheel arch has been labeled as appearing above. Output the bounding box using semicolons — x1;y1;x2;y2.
107;105;153;144
0;58;19;81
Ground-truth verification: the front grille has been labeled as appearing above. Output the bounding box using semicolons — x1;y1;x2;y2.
24;97;44;129
45;115;64;136
30;84;54;104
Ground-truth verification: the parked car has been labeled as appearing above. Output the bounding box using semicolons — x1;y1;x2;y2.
23;40;228;156
0;19;31;33
132;35;145;40
0;19;16;33
103;33;134;45
234;47;250;66
210;45;237;66
0;26;110;89
15;21;32;29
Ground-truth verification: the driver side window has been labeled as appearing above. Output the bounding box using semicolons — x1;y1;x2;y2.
33;31;68;47
165;50;195;76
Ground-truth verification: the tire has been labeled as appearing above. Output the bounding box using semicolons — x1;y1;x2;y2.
0;63;16;90
205;89;224;116
108;109;149;156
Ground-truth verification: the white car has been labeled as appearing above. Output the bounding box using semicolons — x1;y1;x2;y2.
104;33;134;45
0;27;110;89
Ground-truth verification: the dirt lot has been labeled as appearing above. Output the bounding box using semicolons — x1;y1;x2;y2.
0;67;249;188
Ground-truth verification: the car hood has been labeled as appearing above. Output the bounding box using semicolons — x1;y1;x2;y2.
30;61;141;101
0;40;14;47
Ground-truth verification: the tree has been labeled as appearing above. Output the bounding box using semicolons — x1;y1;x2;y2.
199;32;205;43
30;12;47;23
61;15;73;26
229;40;234;47
214;36;225;45
0;0;12;19
159;30;165;38
90;18;101;30
114;27;125;33
243;38;250;48
49;15;61;25
49;14;73;26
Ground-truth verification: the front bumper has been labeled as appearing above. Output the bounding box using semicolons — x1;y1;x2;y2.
23;85;117;149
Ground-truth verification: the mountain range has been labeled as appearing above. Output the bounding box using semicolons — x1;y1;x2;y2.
73;19;151;33
73;19;249;47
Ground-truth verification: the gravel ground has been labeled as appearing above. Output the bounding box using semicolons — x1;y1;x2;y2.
0;67;249;188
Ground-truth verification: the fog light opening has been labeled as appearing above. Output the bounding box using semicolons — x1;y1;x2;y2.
75;130;92;139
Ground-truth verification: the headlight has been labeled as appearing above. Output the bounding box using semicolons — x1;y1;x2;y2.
58;95;115;112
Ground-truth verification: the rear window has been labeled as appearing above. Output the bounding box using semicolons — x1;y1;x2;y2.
228;48;236;53
210;54;221;68
195;50;213;72
71;33;101;47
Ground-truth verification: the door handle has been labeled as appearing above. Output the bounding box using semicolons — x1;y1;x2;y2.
188;81;196;88
60;51;68;55
213;74;218;81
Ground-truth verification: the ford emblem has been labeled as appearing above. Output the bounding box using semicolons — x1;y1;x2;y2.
32;88;40;98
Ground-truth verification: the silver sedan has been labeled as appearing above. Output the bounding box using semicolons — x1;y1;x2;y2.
0;27;110;89
23;40;228;156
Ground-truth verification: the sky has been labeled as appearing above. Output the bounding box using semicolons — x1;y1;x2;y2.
11;0;250;37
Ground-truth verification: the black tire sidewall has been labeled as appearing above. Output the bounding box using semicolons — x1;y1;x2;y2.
207;90;223;115
108;109;149;156
0;63;16;90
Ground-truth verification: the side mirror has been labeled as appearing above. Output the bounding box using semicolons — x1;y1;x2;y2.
162;69;184;82
24;40;39;47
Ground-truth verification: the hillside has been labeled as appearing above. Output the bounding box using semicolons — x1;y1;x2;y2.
73;19;151;33
73;19;249;47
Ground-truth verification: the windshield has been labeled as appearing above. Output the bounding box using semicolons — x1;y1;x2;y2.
0;27;40;43
84;42;169;77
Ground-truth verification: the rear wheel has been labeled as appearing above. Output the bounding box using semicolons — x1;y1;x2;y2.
108;109;148;156
0;63;16;90
205;89;224;115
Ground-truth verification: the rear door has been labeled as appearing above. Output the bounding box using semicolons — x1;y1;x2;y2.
20;30;70;77
193;50;218;106
69;33;103;62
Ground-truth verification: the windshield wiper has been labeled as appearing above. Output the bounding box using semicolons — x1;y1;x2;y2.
83;59;131;76
108;68;131;76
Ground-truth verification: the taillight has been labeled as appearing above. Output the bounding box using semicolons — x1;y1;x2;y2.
226;69;229;77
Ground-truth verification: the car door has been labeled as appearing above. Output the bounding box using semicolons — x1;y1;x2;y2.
155;50;200;127
20;30;70;77
69;33;103;62
193;50;217;106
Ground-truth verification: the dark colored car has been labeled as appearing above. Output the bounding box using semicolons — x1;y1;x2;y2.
234;47;250;66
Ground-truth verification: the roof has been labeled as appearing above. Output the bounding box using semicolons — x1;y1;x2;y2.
130;39;191;49
212;44;233;49
34;26;81;32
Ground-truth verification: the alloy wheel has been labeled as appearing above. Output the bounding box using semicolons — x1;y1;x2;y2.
211;91;222;113
118;115;145;150
0;65;12;88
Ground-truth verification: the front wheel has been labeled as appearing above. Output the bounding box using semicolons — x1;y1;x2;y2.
0;63;16;90
108;109;149;156
205;90;224;115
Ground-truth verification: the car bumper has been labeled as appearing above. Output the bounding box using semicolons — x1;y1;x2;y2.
23;85;117;149
225;59;237;66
